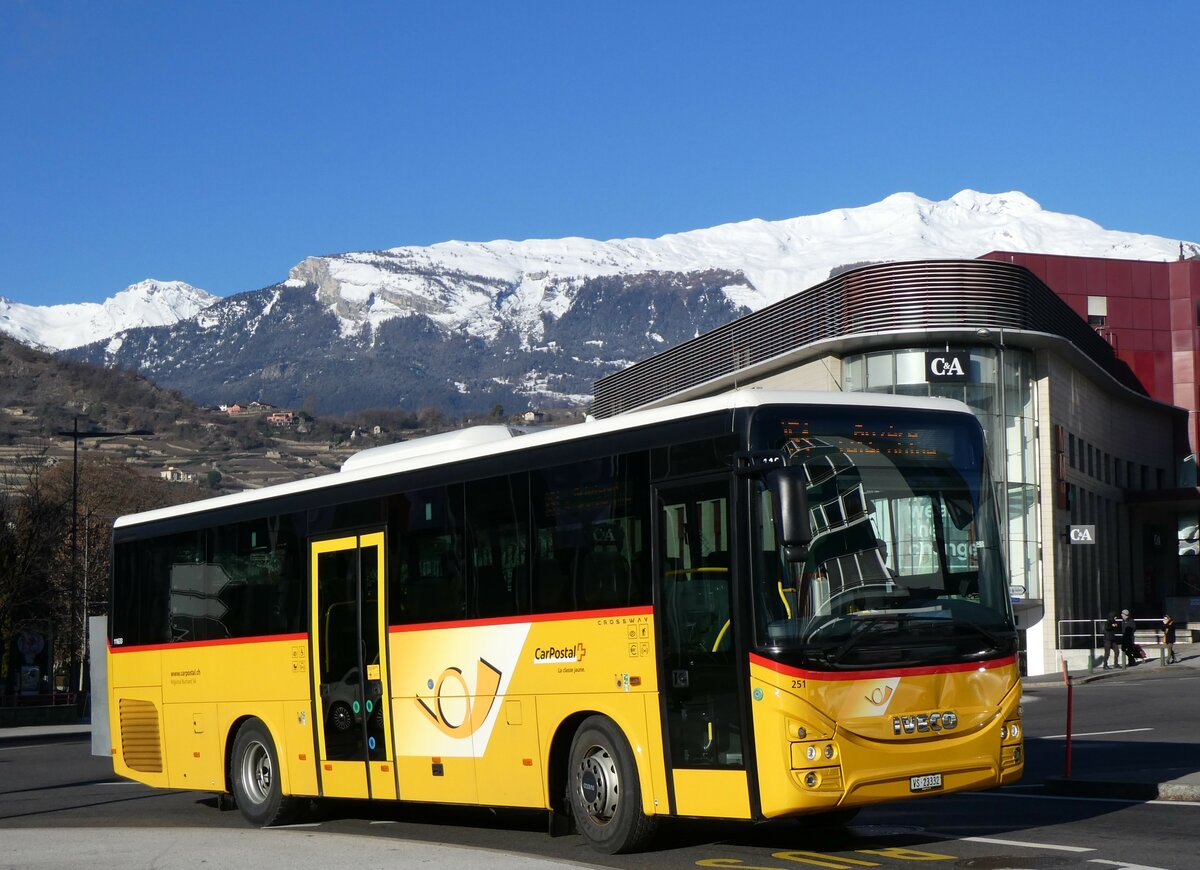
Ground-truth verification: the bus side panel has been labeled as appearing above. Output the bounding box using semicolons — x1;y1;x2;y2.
749;658;1023;818
473;695;543;807
117;639;314;799
110;647;162;688
161;703;219;790
109;649;169;788
672;769;751;818
389;609;663;813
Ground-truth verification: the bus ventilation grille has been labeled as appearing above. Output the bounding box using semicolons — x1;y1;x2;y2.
119;698;163;773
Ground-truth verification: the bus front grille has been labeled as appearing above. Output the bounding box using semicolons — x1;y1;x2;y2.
119;698;163;773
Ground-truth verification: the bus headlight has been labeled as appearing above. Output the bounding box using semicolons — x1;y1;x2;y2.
792;741;838;769
1001;719;1022;743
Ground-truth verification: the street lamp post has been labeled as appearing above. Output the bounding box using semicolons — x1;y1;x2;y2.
56;418;151;697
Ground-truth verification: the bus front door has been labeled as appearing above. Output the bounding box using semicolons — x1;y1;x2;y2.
311;532;396;800
657;479;751;819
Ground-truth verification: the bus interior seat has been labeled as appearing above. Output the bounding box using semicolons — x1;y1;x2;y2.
578;534;631;609
472;563;513;617
514;557;570;613
406;554;462;622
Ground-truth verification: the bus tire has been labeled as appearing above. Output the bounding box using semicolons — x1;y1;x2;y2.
566;716;657;854
230;718;300;827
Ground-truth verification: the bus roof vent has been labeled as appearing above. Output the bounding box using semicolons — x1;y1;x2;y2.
341;425;520;473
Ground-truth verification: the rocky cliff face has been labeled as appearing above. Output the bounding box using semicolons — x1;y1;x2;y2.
66;269;749;415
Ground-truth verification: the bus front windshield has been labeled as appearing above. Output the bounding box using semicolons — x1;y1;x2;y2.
749;406;1016;670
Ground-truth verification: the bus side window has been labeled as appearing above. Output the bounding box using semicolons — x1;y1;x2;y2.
395;485;465;624
578;525;631;609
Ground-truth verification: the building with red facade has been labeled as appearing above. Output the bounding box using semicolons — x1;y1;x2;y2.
983;252;1200;455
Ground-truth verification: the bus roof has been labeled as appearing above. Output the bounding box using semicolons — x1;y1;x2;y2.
114;389;976;530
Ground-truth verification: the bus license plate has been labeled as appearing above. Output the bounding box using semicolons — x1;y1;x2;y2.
910;773;943;792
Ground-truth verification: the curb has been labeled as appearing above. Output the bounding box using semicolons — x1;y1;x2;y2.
1044;776;1200;802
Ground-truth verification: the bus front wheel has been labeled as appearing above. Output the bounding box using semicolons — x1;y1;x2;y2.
230;718;300;827
566;716;657;854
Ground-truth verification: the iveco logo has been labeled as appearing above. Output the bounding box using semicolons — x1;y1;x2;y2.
892;711;959;735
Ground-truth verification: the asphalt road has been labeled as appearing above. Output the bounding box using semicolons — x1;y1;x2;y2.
3;667;1199;869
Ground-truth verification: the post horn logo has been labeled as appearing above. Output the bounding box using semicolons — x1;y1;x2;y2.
865;685;894;707
416;658;502;739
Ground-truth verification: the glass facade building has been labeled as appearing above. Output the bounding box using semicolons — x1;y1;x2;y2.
843;347;1041;606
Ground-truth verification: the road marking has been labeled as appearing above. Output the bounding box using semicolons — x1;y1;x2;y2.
961;836;1092;852
1035;727;1153;739
1088;861;1170;869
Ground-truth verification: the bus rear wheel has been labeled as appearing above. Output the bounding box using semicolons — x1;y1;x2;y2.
566;716;656;854
230;718;300;827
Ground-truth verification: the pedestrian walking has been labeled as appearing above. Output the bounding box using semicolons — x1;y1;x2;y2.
1102;611;1120;669
1163;614;1178;664
1120;608;1137;667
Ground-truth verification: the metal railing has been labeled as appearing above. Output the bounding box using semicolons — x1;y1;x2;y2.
1057;617;1189;658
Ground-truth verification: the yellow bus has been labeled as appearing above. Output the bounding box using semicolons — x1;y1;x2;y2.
104;389;1022;854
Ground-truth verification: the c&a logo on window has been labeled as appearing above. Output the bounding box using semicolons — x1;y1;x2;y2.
415;658;502;739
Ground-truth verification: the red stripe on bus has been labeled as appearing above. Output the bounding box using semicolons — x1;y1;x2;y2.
390;605;653;633
108;632;308;653
748;652;1017;681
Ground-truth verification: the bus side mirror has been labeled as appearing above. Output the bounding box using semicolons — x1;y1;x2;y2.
767;466;812;562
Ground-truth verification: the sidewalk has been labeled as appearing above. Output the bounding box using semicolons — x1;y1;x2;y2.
1034;648;1200;802
0;723;91;743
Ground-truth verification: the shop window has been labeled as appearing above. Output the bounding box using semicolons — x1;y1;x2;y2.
865;352;893;389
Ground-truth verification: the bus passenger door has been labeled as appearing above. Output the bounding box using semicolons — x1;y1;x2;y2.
656;480;751;819
311;532;396;800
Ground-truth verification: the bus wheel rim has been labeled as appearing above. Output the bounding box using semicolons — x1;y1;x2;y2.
578;745;619;822
242;740;272;804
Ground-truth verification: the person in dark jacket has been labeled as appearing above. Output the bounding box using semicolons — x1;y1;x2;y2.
1163;614;1178;664
1120;608;1137;667
1102;611;1120;669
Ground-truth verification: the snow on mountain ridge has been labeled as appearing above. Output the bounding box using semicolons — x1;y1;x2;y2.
301;190;1192;339
0;279;218;351
8;191;1197;353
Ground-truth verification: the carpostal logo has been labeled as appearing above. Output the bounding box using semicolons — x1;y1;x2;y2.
533;643;587;665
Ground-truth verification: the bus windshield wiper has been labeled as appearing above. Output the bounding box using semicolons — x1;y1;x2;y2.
824;615;1014;665
954;620;1015;657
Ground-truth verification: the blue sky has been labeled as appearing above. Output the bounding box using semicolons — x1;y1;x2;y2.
3;1;1197;306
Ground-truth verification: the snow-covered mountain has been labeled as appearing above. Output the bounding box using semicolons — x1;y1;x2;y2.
49;190;1200;415
0;279;217;350
285;189;1196;345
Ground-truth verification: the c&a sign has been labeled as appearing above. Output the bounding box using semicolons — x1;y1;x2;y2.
925;351;969;383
